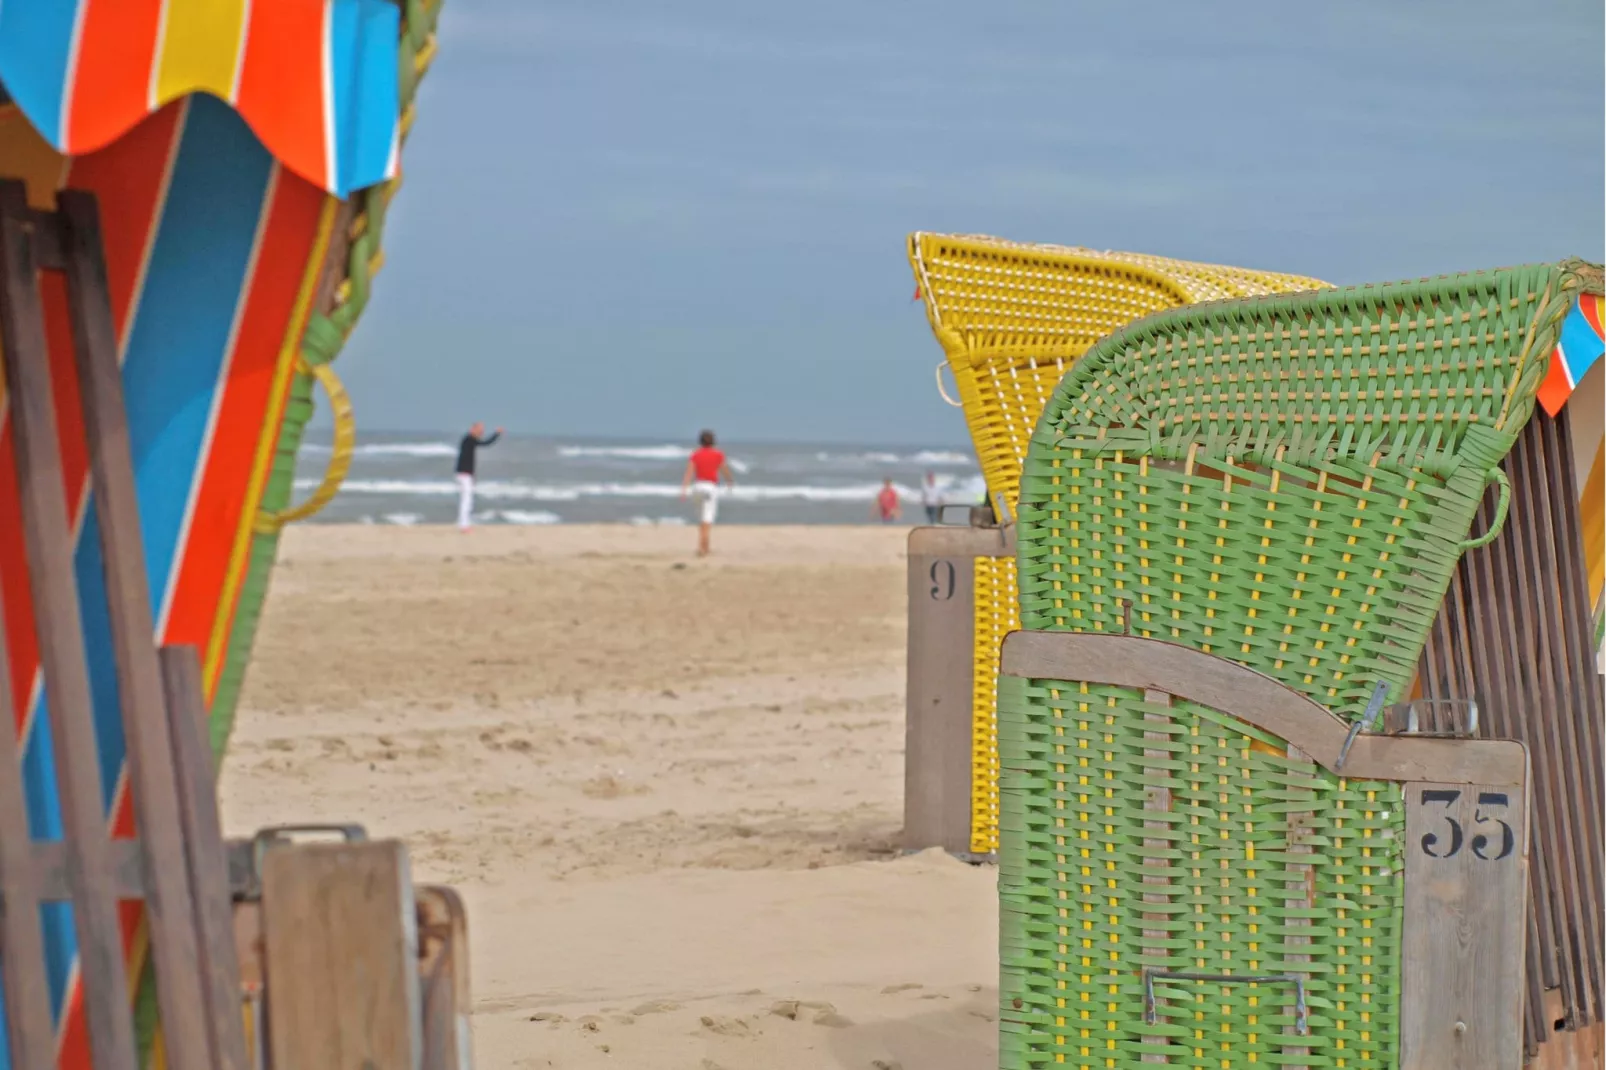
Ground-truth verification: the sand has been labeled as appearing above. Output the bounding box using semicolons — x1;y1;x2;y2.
221;524;998;1070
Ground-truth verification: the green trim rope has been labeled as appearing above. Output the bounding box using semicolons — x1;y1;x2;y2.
133;3;443;1061
1001;261;1602;1068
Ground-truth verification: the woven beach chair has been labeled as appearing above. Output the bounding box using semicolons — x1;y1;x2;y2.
906;233;1327;853
1001;259;1603;1068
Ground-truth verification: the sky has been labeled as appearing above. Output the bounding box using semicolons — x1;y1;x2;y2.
332;0;1605;446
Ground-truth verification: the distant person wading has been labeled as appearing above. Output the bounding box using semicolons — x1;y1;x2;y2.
679;429;735;557
455;421;502;532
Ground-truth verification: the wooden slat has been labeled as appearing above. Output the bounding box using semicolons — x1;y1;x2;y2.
1418;408;1606;1053
51;188;213;1070
0;580;57;1066
903;527;986;854
1400;777;1530;1068
417;886;474;1070
1000;631;1529;787
260;841;422;1070
160;644;251;1070
0;178;138;1069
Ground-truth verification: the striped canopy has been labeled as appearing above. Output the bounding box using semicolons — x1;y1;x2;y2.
0;0;400;197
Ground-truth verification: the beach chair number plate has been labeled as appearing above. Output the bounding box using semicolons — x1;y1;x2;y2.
1401;778;1529;1070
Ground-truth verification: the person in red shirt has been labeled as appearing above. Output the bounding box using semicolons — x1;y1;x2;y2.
875;478;902;523
679;429;736;556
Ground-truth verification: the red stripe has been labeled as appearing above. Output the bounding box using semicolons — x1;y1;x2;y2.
162;169;324;651
1582;293;1604;339
63;0;164;154
235;2;329;191
1537;347;1574;418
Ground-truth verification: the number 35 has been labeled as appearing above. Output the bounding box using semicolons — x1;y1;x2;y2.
1420;789;1514;861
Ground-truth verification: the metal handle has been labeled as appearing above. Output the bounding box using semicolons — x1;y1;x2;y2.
1335;680;1390;772
1143;969;1309;1036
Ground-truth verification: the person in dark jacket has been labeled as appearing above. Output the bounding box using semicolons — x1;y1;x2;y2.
455;422;502;531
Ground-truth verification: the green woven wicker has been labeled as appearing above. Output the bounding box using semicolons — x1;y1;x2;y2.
1001;260;1603;1068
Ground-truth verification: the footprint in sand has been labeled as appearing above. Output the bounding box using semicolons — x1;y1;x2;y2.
698;1015;752;1037
630;1000;680;1016
880;983;923;995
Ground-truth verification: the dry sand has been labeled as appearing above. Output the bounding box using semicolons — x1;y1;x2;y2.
221;525;998;1070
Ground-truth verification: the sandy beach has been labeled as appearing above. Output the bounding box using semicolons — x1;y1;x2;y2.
220;524;997;1070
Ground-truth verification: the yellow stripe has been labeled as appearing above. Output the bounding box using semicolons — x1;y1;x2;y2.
201;194;339;697
153;0;252;105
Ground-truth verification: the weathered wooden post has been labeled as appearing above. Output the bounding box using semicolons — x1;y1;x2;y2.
903;520;1013;859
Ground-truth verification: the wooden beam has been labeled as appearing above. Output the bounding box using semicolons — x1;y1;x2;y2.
260;840;422;1069
53;188;213;1070
1000;630;1528;787
160;645;251;1070
0;177;138;1070
0;578;56;1069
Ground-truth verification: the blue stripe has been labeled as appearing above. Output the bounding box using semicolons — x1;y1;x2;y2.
0;0;78;147
329;0;400;196
1558;301;1605;387
2;94;273;1044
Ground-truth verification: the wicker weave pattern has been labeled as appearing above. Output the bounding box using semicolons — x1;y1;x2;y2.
999;676;1402;1069
1002;260;1601;1067
908;232;1329;510
1019;261;1600;714
908;232;1327;859
971;555;1019;853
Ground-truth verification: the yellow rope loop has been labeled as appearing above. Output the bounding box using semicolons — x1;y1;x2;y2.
253;359;357;532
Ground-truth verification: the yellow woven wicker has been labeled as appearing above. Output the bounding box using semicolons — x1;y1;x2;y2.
908;232;1328;853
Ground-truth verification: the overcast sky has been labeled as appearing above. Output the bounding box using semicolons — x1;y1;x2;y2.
332;0;1604;445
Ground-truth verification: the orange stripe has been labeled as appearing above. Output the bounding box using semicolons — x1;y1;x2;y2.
64;0;164;154
234;2;329;190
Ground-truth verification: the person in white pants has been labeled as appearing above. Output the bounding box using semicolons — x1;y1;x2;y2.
454;422;501;531
678;429;736;556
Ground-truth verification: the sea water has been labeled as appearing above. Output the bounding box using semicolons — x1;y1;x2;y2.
292;432;986;526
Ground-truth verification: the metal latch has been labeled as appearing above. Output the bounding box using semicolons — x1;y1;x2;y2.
1143;968;1309;1036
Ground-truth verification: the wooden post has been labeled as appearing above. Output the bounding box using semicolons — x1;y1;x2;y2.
904;524;1012;857
160;645;251;1070
0;578;56;1069
259;839;423;1069
0;177;139;1070
50;187;215;1070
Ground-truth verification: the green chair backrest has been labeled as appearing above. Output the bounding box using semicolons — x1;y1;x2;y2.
1000;260;1602;1070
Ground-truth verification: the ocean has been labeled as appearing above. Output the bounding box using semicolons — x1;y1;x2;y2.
293;431;988;526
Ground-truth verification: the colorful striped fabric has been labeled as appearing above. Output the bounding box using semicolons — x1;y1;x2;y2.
0;95;335;1069
0;0;399;198
1539;292;1606;416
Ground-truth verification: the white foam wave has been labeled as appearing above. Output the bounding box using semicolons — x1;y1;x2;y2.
382;512;423;526
300;477;973;504
498;510;562;525
303;442;458;458
558;444;687;460
627;515;689;526
813;449;973;467
557;443;751;474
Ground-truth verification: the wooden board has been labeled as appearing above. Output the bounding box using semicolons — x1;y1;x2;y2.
259;841;422;1070
903;524;1013;854
1402;778;1531;1069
